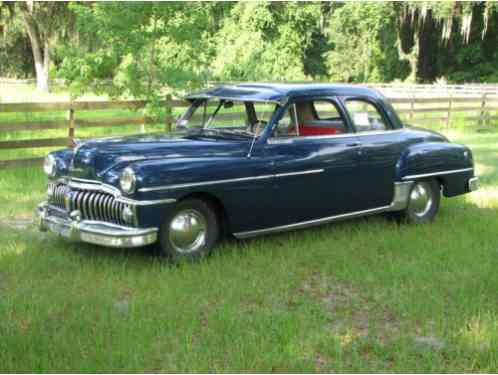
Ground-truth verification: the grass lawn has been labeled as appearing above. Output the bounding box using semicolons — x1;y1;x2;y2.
0;126;497;372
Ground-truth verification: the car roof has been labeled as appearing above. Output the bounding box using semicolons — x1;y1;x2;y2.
186;83;383;104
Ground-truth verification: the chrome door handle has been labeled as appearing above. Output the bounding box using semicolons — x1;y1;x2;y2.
346;142;361;147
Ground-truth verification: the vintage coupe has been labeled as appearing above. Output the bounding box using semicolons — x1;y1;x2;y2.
37;83;479;260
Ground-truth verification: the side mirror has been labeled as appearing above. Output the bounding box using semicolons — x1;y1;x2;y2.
223;101;234;109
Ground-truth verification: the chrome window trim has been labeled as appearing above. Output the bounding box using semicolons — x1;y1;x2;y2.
354;129;404;136
138;169;324;193
187;95;281;105
267;129;404;144
402;167;474;180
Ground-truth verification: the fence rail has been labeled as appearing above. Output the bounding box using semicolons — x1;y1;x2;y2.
1;92;497;169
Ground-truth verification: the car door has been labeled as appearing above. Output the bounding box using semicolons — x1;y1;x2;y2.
341;97;406;209
263;97;363;226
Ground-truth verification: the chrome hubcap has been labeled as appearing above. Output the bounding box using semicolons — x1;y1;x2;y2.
168;209;207;253
409;182;433;217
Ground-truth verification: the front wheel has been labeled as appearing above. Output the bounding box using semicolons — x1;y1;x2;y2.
158;199;220;262
396;179;440;223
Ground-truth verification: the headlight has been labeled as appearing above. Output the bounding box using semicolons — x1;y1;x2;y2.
120;167;136;194
43;154;56;177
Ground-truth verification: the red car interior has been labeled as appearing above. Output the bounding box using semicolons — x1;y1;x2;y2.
298;124;340;136
293;101;345;136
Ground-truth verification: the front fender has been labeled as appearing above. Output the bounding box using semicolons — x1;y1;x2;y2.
396;142;475;197
117;155;275;232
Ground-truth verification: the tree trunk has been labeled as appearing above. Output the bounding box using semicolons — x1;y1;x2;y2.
397;33;419;83
41;39;50;91
20;3;50;92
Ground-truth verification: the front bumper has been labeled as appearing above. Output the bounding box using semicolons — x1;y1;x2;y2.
36;202;158;248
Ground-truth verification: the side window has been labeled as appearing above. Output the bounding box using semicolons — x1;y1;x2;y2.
188;100;249;128
344;99;388;132
253;103;276;123
273;99;347;138
210;101;248;128
273;106;298;137
313;100;341;121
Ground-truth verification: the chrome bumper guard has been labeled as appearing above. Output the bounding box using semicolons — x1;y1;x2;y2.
468;177;479;192
36;202;158;248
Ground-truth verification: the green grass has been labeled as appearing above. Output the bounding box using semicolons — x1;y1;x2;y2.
0;128;497;372
0;82;108;103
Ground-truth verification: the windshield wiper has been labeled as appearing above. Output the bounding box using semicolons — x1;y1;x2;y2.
196;128;254;138
225;129;255;137
212;129;254;138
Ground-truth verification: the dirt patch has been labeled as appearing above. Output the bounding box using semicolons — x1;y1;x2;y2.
301;272;401;343
300;272;405;371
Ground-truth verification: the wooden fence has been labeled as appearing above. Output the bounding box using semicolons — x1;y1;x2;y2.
0;92;497;169
0;100;183;168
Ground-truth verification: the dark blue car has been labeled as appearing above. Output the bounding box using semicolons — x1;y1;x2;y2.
37;83;479;260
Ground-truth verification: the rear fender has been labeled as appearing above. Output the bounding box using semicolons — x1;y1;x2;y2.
396;142;474;197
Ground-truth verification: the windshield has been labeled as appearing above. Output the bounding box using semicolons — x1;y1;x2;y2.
176;98;277;137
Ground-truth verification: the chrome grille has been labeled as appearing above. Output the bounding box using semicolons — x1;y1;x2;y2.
48;182;70;208
48;182;130;225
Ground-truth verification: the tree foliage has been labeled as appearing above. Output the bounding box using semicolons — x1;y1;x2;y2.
58;2;212;102
1;1;498;97
208;2;326;81
325;3;410;83
0;1;73;91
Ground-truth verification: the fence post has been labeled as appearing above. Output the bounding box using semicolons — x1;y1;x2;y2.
479;92;488;127
446;93;452;129
165;95;173;132
67;106;75;147
409;94;415;122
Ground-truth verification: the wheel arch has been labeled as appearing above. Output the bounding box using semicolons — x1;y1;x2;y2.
177;191;230;236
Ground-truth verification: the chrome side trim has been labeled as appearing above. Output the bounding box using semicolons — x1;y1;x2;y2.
275;169;324;178
233;205;391;239
119;197;177;206
402;167;473;181
139;174;274;192
234;180;414;238
138;169;324;193
52;177;177;206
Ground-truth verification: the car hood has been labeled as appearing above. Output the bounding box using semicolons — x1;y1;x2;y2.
68;133;250;179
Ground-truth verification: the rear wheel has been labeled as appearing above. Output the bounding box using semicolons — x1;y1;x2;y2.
158;199;220;262
396;179;440;223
